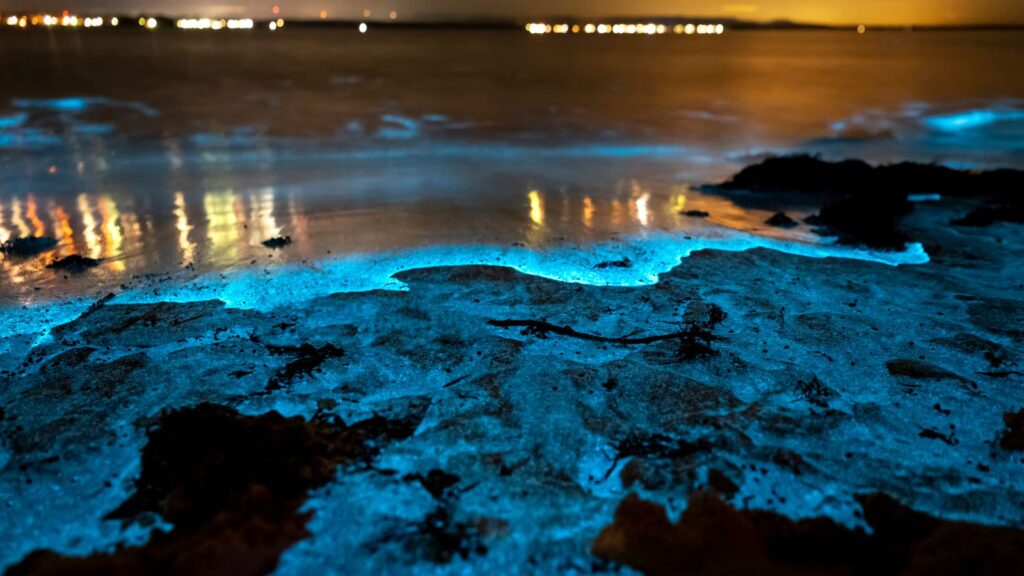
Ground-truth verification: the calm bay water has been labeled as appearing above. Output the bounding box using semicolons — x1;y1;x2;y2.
1;28;1023;304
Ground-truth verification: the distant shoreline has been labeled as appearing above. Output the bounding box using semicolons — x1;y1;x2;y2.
2;13;1023;32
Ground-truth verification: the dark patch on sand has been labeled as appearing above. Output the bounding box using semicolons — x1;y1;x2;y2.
999;409;1024;452
593;491;1024;575
7;403;425;576
265;343;346;391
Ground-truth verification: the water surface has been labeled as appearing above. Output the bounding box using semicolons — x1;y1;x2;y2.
1;28;1023;304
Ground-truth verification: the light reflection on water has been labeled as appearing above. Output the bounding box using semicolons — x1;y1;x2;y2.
0;171;815;304
2;30;1022;305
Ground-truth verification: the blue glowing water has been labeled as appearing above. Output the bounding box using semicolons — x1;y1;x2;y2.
923;109;1024;132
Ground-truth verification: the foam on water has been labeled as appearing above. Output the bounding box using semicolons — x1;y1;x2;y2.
0;113;28;129
923;108;1024;132
12;97;159;117
0;228;928;342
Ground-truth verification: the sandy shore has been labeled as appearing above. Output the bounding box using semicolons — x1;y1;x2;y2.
1;159;1023;574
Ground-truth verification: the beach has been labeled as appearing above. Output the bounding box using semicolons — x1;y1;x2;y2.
1;26;1024;575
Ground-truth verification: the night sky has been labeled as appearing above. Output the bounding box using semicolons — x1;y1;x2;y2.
4;1;1024;25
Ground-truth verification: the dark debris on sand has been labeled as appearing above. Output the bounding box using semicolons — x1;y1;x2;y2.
376;470;490;564
7;403;425;576
594;257;633;269
46;255;101;272
681;210;710;218
262;236;293;249
594;491;1024;576
0;236;58;258
710;155;1024;248
488;301;725;361
264;343;346;391
999;409;1024;451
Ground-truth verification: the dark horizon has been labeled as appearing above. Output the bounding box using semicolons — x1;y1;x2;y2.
3;11;1024;30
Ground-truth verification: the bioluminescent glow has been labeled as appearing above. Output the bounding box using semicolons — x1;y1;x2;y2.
923;109;1024;132
0;224;929;341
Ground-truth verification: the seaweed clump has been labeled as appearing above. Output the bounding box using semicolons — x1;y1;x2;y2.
47;255;101;272
261;236;293;249
8;402;425;576
594;491;1024;575
264;342;347;391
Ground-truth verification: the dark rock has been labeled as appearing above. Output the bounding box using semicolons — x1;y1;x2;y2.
709;155;1024;248
261;236;293;249
7;403;425;576
46;255;100;272
714;155;1024;199
1;236;58;258
765;212;799;228
593;491;1024;576
999;409;1024;451
953;201;1024;228
682;210;710;218
813;191;912;249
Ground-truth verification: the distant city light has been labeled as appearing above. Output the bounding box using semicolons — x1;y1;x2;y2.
272;5;280;16
176;18;254;30
363;9;372;18
858;24;867;34
1;13;726;37
524;21;725;36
